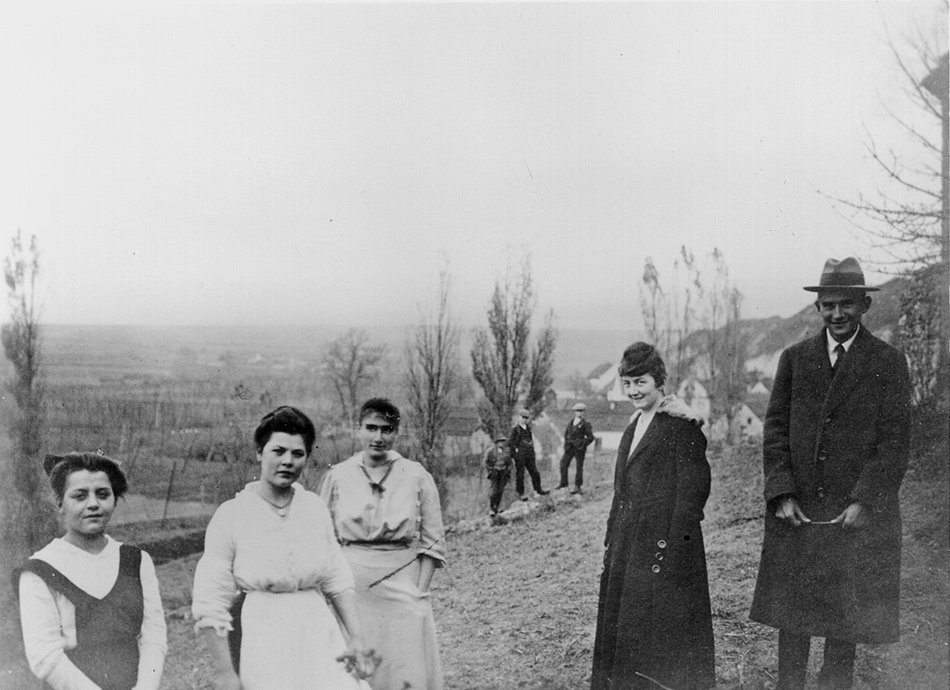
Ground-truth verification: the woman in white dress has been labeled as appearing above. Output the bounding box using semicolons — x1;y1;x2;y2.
320;398;446;690
192;406;374;690
17;452;167;690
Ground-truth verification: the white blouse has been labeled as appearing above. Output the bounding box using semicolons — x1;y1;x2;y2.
319;452;447;564
191;482;355;637
18;536;167;690
629;408;657;458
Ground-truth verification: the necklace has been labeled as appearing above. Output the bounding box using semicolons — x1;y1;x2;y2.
259;488;294;517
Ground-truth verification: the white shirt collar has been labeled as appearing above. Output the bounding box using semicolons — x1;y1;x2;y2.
826;324;860;362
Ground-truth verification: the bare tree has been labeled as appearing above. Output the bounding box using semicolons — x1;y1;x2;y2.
640;247;747;438
828;22;947;271
404;268;459;502
1;232;59;688
2;231;57;550
824;5;948;400
322;329;386;427
471;252;558;437
695;250;748;439
639;245;699;390
522;309;558;413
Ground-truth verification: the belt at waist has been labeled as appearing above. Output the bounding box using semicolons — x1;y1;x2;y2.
341;540;411;550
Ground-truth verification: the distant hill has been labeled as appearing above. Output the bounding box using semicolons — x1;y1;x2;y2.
33;323;638;390
738;273;905;379
576;274;910;389
32;273;907;391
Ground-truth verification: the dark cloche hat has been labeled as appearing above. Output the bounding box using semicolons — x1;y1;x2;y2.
803;257;879;293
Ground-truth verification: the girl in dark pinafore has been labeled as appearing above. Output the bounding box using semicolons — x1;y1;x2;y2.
16;453;166;690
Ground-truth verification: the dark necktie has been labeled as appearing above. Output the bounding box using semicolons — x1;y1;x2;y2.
831;344;845;375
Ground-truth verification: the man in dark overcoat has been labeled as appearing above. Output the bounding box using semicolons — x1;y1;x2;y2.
557;402;596;493
508;408;549;500
749;257;911;690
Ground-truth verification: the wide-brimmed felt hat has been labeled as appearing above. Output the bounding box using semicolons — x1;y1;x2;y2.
517;407;531;417
803;257;879;292
494;435;508;442
572;403;587;411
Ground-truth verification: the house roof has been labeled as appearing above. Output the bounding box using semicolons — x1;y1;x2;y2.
587;362;613;379
745;392;771;420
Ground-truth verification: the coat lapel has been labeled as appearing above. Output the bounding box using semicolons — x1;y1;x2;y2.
821;327;872;415
625;413;662;469
805;330;833;389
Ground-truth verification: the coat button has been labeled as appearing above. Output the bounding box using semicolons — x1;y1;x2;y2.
651;565;661;574
655;553;663;560
817;486;826;498
817;451;828;461
657;539;667;549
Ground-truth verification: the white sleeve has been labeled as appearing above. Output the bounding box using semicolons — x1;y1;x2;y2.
191;503;239;636
133;550;167;690
418;470;447;565
18;571;101;690
315;497;354;597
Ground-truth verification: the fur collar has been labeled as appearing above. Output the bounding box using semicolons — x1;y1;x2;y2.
656;394;704;427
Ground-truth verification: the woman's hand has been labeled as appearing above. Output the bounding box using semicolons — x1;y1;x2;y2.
200;627;241;690
210;668;241;690
336;646;381;680
415;554;437;593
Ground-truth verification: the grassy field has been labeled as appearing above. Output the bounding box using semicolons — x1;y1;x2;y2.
149;423;948;689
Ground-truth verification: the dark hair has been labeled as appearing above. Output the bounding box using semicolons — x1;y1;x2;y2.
46;453;129;502
358;397;401;428
617;342;667;388
254;406;317;454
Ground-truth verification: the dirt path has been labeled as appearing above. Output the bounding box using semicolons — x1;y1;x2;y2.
156;443;948;689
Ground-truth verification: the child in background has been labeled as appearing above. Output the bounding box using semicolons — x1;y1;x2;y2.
484;436;513;516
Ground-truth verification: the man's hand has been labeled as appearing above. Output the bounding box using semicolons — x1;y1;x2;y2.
775;496;811;527
831;502;867;529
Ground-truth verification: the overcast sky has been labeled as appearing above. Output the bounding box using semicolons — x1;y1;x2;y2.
0;1;944;331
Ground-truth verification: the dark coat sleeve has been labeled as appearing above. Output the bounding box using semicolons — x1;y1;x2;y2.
850;345;912;510
583;420;595;446
667;420;711;569
762;348;799;507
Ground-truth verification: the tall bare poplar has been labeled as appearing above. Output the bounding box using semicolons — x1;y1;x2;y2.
2;231;56;548
404;268;459;503
470;253;558;436
2;231;58;689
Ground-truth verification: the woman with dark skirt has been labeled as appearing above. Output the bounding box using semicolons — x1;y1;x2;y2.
16;452;167;690
591;342;715;690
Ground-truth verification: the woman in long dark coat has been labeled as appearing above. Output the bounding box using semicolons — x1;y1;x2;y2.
591;342;715;690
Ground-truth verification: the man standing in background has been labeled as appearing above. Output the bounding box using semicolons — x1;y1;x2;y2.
556;402;595;494
508;408;549;501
